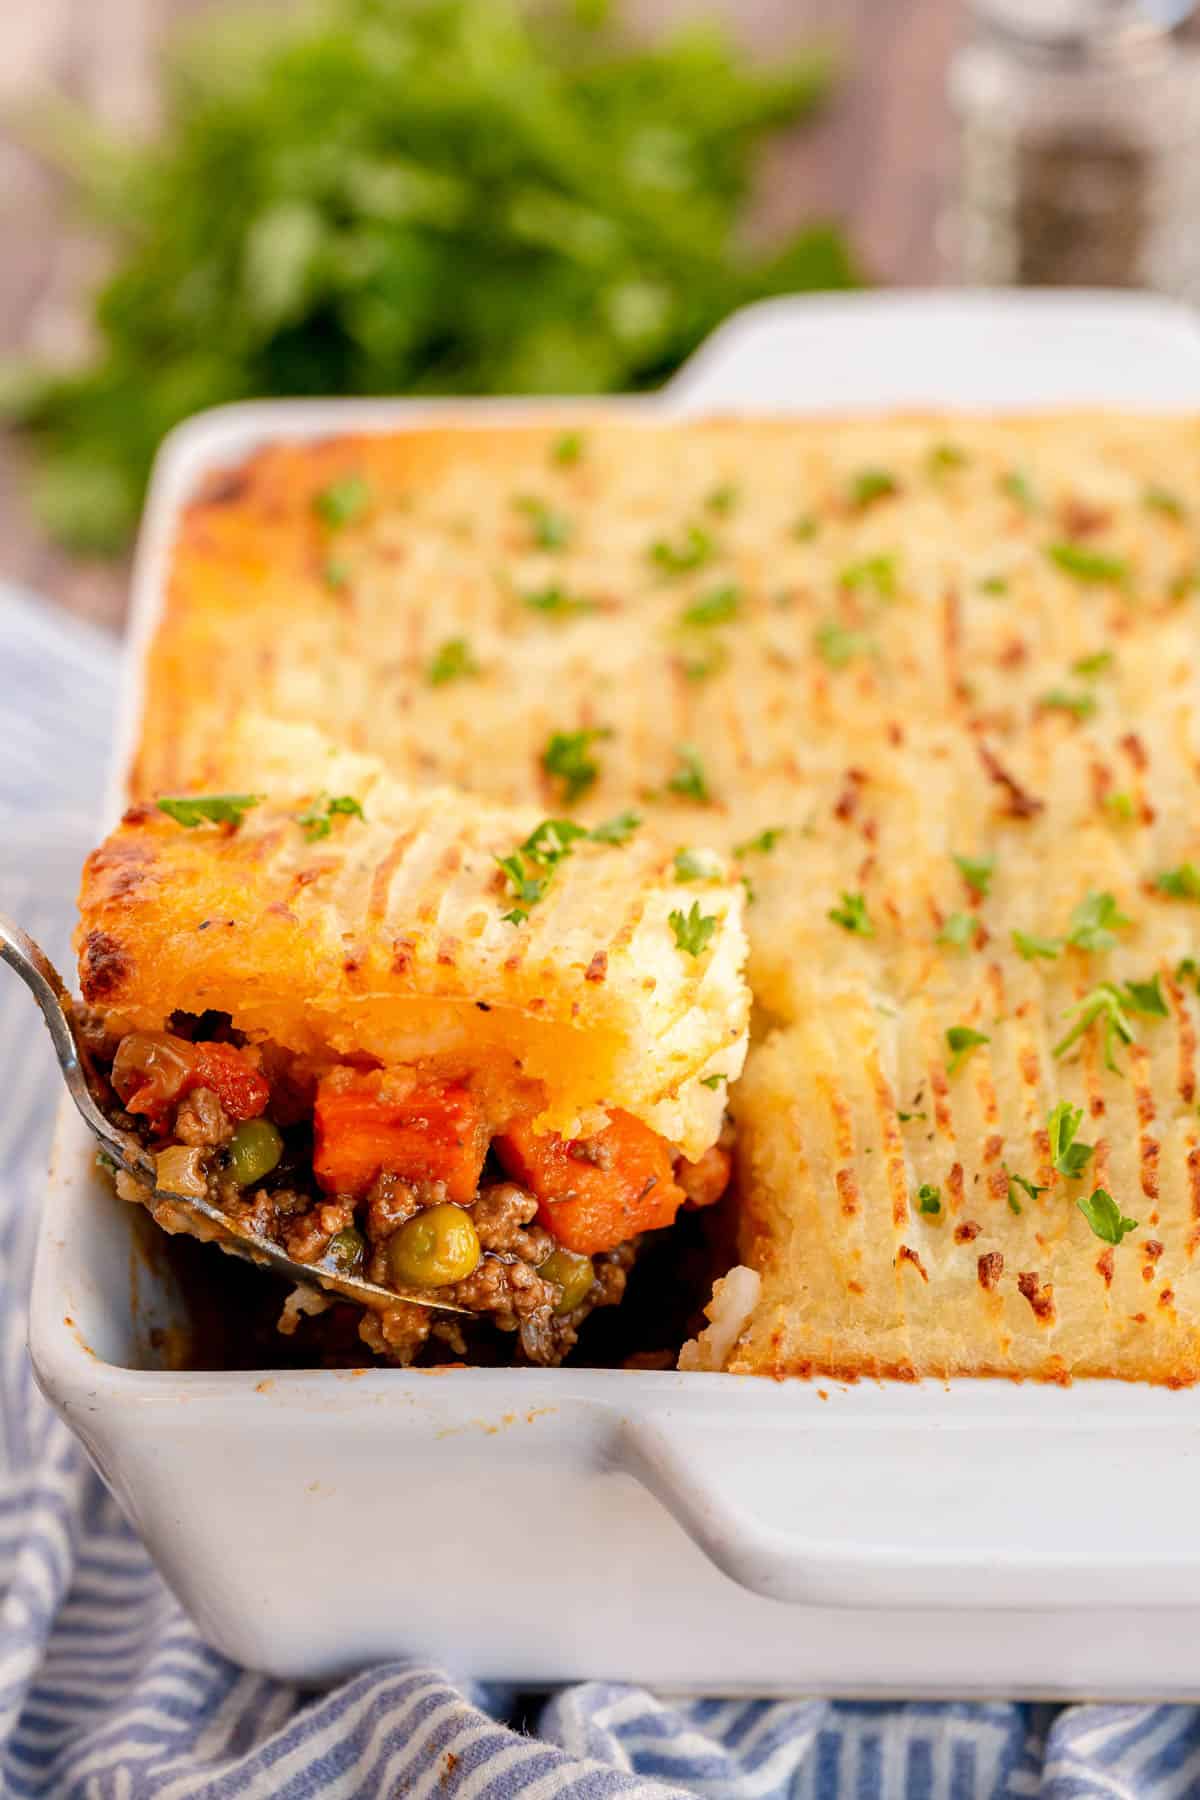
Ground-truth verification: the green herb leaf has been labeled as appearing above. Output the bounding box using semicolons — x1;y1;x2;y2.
848;467;898;510
674;847;724;883
734;826;785;857
669;901;718;958
1077;1188;1138;1246
680;584;740;628
1143;484;1185;521
1105;790;1136;823
1040;687;1097;721
650;524;714;576
666;743;710;804
515;495;571;549
428;637;480;686
542;728;610;803
979;573;1009;595
1045;542;1129;585
839;553;897;598
156;793;262;829
314;475;370;529
1072;650;1114;677
945;1025;989;1076
705;483;739;516
1053;983;1136;1072
954;853;994;897
999;469;1036;511
322;555;351;590
551;431;584;467
1157;863;1200;902
791;514;819;542
1066;890;1132;952
828;891;873;935
1007;1171;1047;1215
814;619;873;668
523;584;597;619
700;1073;727;1089
937;912;979;949
295;792;365;841
1012;929;1061;961
898;1109;927;1123
588;810;641;845
916;1184;942;1214
1123;973;1169;1017
926;442;967;474
1047;1100;1094;1180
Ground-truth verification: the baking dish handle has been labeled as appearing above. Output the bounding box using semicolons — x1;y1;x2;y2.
619;1410;1200;1611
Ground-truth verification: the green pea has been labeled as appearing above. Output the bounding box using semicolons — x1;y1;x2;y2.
539;1247;595;1316
225;1117;283;1187
326;1226;366;1273
387;1203;480;1289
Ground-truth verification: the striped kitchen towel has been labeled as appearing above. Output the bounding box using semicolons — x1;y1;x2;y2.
2;583;1199;1798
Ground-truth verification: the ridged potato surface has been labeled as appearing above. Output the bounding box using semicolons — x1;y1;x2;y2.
134;413;1200;1379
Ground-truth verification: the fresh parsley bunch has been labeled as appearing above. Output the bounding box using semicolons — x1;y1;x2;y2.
6;0;853;552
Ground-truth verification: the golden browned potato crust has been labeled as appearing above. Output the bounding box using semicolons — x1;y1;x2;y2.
133;411;1200;1381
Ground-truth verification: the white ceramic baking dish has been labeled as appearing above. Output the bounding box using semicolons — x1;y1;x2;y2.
30;291;1200;1700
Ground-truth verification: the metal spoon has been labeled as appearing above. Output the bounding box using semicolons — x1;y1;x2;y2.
0;913;466;1315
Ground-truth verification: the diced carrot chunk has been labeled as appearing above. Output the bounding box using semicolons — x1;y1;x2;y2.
187;1043;270;1123
675;1144;732;1211
313;1071;486;1202
493;1110;686;1255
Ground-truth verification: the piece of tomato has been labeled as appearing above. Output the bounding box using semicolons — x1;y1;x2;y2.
492;1110;686;1255
313;1072;487;1202
187;1042;270;1122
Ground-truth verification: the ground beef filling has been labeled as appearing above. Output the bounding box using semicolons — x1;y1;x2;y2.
91;1016;731;1369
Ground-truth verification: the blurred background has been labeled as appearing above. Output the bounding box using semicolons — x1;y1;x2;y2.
2;0;1197;633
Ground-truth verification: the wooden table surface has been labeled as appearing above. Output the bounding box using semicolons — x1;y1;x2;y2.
0;0;961;632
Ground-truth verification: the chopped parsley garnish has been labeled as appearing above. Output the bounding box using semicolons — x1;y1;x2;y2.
1072;649;1114;677
828;891;873;936
700;1073;727;1089
814;620;873;668
296;793;365;842
1124;972;1169;1017
1066;890;1131;952
542;728;610;804
734;826;785;857
156;793;262;829
680;584;740;629
916;1184;942;1214
898;1110;927;1123
954;853;994;897
1007;1171;1047;1215
649;523;714;576
322;555;351;590
979;573;1009;595
1077;1188;1138;1246
1041;687;1096;721
937;912;979;949
1169;565;1200;601
1011;927;1061;961
669;901;718;958
1143;484;1185;520
705;483;739;516
926;442;968;474
1178;956;1200;992
515;495;571;549
791;514;819;542
839;552;897;598
551;430;584;467
1105;790;1136;823
428;637;480;685
1045;542;1129;585
848;467;898;510
674;847;724;883
666;744;710;804
945;1025;989;1076
587;810;641;845
1047;1101;1094;1180
1156;863;1200;902
1053;983;1135;1071
314;474;371;528
999;468;1036;510
679;646;728;683
523;584;596;620
496;814;632;923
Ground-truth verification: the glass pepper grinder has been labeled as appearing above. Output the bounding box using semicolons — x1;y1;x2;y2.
947;0;1200;301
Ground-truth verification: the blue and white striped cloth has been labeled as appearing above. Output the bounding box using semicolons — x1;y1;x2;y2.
3;584;1200;1798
